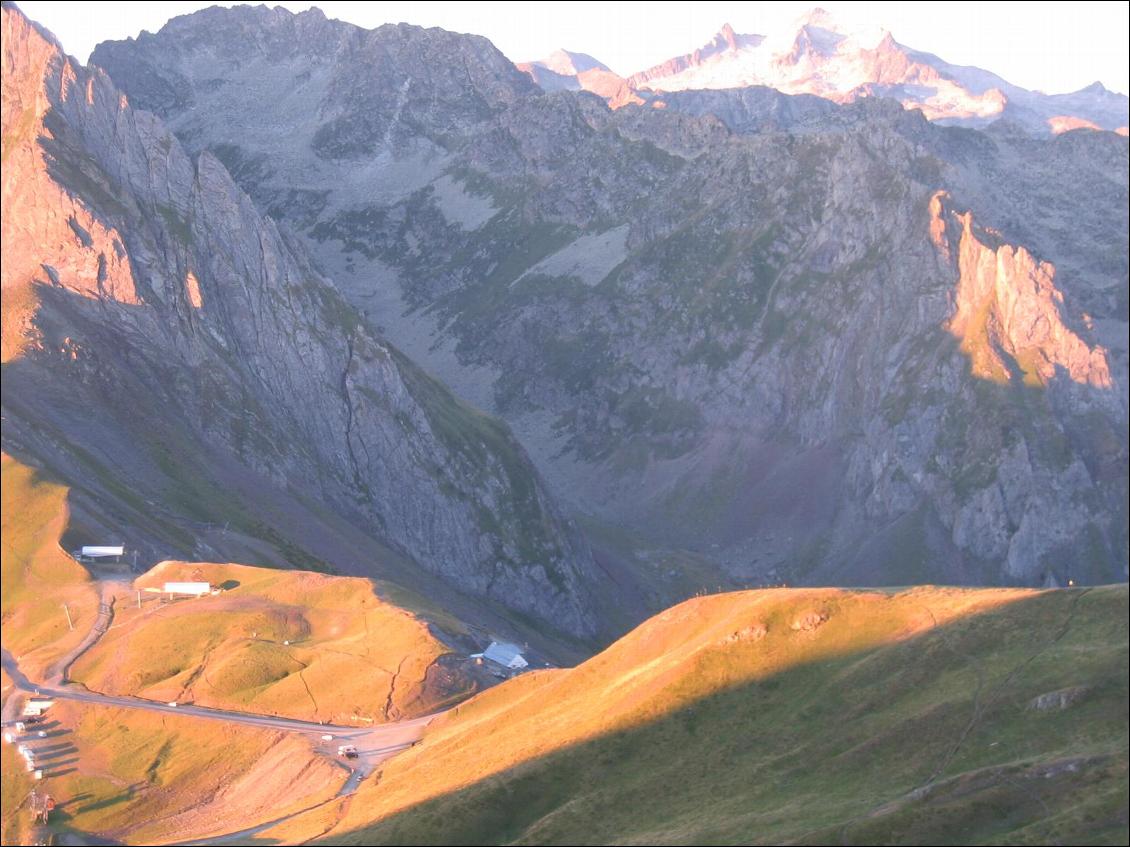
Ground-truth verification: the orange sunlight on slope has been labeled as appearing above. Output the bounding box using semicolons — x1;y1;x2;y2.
313;585;1038;839
929;191;1112;390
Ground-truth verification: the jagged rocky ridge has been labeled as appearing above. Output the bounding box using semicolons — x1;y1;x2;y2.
90;6;1129;588
1;5;606;638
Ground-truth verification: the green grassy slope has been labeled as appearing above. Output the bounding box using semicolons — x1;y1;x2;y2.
310;585;1127;846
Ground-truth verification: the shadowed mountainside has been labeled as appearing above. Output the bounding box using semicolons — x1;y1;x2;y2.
91;5;1129;591
2;3;624;640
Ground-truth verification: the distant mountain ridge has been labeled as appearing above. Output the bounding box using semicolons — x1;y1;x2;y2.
528;48;609;77
521;8;1129;134
517;49;642;108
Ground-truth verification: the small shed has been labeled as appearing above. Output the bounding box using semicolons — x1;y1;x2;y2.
482;641;528;670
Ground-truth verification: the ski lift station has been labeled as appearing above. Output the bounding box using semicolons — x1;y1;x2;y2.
72;545;124;563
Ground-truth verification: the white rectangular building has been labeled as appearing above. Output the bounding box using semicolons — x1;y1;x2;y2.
73;545;124;562
163;582;212;596
482;641;528;670
82;546;124;558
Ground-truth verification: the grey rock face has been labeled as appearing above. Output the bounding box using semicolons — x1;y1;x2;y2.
2;5;603;638
90;7;1128;589
634;86;840;134
1027;686;1089;712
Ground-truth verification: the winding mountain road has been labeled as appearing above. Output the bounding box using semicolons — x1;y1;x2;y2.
2;590;442;844
2;646;434;764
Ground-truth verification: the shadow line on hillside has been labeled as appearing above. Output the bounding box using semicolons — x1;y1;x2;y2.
292;587;1127;846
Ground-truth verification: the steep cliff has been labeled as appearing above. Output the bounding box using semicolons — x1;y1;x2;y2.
2;5;607;638
90;7;1128;588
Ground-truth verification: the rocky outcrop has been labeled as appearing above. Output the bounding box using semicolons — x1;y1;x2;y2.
2;5;606;638
790;611;828;632
575;69;643;110
931;191;1112;391
1027;686;1089;712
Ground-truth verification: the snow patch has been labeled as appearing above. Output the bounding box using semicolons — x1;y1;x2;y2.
517;225;630;288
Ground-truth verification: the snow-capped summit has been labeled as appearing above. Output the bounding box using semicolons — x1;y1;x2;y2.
617;9;1127;134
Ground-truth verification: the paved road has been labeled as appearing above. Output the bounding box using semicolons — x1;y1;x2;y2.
2;646;433;747
2;585;442;844
4;644;436;842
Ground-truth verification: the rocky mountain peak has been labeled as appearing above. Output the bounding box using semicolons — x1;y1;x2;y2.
94;5;537;125
714;23;739;51
793;7;839;30
703;22;764;56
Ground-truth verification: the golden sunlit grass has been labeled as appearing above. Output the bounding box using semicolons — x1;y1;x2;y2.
1;454;473;842
277;584;1129;846
954;296;1012;384
1;666;35;846
0;280;40;362
1;453;99;681
70;561;467;723
20;699;341;845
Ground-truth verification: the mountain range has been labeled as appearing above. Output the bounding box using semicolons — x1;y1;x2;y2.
2;3;1128;844
521;9;1129;136
2;0;1127;639
84;4;1129;598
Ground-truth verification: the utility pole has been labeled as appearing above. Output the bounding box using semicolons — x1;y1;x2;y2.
137;590;142;609
62;603;74;631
